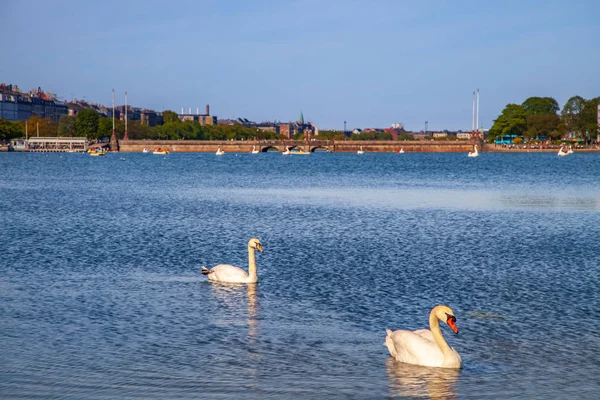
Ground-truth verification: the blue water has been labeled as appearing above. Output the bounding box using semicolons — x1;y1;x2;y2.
1;151;599;399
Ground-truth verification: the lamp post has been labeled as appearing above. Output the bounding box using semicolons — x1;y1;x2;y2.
344;121;346;135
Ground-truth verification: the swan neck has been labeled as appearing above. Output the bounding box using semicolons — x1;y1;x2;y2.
247;245;257;279
429;311;452;356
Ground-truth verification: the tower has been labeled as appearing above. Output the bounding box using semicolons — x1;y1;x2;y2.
123;91;129;141
299;111;304;124
110;89;119;151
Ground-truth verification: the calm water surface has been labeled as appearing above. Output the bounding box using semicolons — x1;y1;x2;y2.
1;151;599;399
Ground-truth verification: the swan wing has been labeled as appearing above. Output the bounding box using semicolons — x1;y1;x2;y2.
413;329;435;343
387;329;445;367
207;264;249;283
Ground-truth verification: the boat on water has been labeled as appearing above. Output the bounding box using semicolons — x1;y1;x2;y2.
290;149;310;155
557;146;569;157
153;148;170;155
357;146;364;155
468;145;479;158
216;146;225;156
251;146;259;154
89;148;107;156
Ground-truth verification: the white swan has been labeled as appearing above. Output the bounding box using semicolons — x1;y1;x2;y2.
201;238;263;284
251;146;259;154
468;145;479;158
384;305;462;369
399;148;405;154
216;146;225;156
282;147;291;155
557;146;569;157
357;146;364;155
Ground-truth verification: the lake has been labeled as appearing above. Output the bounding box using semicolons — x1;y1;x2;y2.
1;151;599;399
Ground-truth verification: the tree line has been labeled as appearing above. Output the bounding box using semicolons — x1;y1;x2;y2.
0;109;284;142
1;109;416;142
488;96;599;143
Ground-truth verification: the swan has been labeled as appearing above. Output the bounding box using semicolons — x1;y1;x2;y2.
384;305;462;369
282;147;291;155
251;146;259;154
399;148;405;154
468;145;479;158
567;145;574;155
216;146;225;156
557;146;569;157
357;146;364;155
201;238;263;284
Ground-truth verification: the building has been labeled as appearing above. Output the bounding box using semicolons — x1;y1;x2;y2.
178;104;217;125
0;84;68;123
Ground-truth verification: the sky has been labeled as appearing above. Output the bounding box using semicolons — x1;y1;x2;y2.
1;0;599;131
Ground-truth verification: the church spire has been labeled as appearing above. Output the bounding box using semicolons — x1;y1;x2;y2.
299;111;304;124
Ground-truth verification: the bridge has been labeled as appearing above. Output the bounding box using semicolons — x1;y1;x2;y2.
118;139;479;153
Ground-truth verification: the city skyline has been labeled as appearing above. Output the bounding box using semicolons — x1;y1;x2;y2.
1;0;599;131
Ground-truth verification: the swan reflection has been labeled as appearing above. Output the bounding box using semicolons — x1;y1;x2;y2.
386;358;459;399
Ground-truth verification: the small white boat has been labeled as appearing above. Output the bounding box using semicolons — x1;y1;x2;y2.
357;146;364;155
251;146;259;154
468;145;479;158
557;146;569;157
216;146;225;156
282;147;291;155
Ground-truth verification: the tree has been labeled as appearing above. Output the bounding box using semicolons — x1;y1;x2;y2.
0;118;23;141
58;115;77;137
488;104;527;141
522;97;559;116
22;115;57;137
162;110;180;124
526;114;560;139
561;96;586;136
76;109;100;138
97;117;113;139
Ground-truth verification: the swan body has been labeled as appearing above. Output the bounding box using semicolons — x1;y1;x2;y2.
216;146;225;156
468;145;479;158
399;148;405;154
201;238;263;284
357;146;364;155
282;147;291;155
251;146;259;154
385;305;462;369
558;146;569;157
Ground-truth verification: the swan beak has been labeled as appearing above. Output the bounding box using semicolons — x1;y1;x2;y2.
256;243;264;253
447;317;459;334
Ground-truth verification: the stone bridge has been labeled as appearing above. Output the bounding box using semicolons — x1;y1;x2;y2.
118;139;480;153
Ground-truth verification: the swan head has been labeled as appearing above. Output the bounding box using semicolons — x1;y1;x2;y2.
248;238;263;252
433;305;459;334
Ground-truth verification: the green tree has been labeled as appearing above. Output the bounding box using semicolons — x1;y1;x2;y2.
97;117;113;138
522;97;559;116
162;110;180;124
526;114;560;139
0;118;24;141
76;109;100;138
488;104;527;142
58;115;77;137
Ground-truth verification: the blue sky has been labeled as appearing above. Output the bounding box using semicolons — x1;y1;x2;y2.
1;0;599;131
